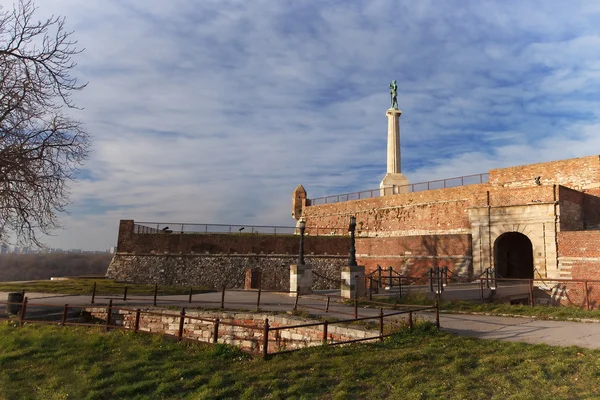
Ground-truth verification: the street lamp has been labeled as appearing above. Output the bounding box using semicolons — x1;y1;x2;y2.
298;220;306;265
348;216;357;267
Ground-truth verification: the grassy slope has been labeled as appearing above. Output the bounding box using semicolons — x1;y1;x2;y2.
371;294;600;321
0;279;211;296
1;322;599;400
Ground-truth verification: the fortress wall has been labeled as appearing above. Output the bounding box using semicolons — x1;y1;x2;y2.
557;231;600;281
583;188;600;229
355;234;472;277
488;185;555;206
558;186;585;231
106;253;347;290
116;220;348;256
303;184;490;235
489;155;600;189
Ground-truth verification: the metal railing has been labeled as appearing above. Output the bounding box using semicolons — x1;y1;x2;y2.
308;173;489;205
0;290;439;360
134;222;298;235
133;222;350;236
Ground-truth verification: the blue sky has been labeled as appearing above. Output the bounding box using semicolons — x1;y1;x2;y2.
11;0;600;250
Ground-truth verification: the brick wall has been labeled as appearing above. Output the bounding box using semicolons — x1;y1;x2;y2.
489;155;600;189
117;220;348;256
356;234;472;277
86;308;377;353
303;185;490;235
583;188;600;229
558;186;584;231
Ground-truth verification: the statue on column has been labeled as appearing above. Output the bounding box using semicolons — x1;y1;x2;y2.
389;80;398;109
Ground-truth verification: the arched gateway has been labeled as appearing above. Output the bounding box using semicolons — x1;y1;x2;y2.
494;232;534;279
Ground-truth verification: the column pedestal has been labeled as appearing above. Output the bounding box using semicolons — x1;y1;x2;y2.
341;265;365;299
290;264;312;295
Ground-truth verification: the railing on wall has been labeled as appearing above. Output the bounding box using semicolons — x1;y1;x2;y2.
308;173;489;206
133;222;299;235
133;222;349;236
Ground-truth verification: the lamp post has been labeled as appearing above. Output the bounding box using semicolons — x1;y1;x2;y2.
298;220;306;265
348;216;357;267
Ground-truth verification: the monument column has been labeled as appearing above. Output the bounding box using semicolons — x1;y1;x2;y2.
380;108;409;194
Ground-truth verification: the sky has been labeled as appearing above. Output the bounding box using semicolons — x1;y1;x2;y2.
5;0;600;250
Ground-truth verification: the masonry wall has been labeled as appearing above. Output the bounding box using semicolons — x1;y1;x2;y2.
117;220;348;256
559;186;585;231
86;308;376;353
302;185;490;236
488;155;600;190
356;234;472;277
106;254;347;290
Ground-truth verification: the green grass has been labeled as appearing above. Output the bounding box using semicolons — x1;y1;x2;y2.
1;321;600;399
367;292;600;321
0;278;213;296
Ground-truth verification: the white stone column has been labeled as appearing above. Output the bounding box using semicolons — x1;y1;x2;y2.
341;265;365;299
380;108;409;194
290;264;312;295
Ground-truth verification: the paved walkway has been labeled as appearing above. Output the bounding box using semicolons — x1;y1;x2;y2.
1;290;600;349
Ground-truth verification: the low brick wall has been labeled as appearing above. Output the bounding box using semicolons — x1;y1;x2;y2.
106;253;347;290
86;308;377;353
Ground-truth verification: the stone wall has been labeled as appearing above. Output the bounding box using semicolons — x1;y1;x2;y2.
86;308;377;353
488;155;600;190
106;253;347;290
117;220;348;255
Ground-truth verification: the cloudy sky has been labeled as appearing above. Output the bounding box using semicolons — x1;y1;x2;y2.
10;0;600;250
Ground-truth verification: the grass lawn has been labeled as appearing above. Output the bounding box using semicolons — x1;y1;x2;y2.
368;293;600;321
0;278;212;296
1;321;599;399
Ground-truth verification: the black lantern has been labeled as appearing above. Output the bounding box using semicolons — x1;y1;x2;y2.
348;216;357;267
298;220;306;265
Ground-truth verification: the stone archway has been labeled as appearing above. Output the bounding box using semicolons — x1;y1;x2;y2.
494;232;534;279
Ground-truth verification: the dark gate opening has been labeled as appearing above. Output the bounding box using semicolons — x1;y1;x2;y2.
494;232;534;279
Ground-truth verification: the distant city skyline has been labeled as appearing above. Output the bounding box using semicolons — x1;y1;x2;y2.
10;0;600;251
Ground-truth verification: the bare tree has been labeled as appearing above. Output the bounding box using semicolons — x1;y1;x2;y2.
0;0;89;246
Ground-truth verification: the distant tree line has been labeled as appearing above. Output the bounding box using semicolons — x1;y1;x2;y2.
0;254;111;282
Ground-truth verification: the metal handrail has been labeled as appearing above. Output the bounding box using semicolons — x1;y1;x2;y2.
308;173;489;205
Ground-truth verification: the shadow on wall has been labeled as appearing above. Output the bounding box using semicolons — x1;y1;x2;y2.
356;234;473;279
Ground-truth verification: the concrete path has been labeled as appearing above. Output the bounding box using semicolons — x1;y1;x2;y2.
1;290;599;349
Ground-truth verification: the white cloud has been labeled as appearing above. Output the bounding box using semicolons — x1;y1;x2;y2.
3;0;600;249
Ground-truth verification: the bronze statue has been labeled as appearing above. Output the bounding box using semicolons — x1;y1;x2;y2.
389;80;398;109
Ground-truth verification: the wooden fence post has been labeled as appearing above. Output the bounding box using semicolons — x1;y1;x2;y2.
529;279;534;307
263;318;270;360
153;283;158;307
188;287;193;304
322;321;328;345
105;299;112;332
379;308;384;341
123;286;128;301
354;290;358;319
293;291;299;311
178;307;186;341
584;281;590;311
19;297;28;327
61;304;69;326
256;288;262;312
91;282;97;304
221;286;226;309
325;296;330;313
435;298;440;330
134;309;141;333
213;318;220;344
